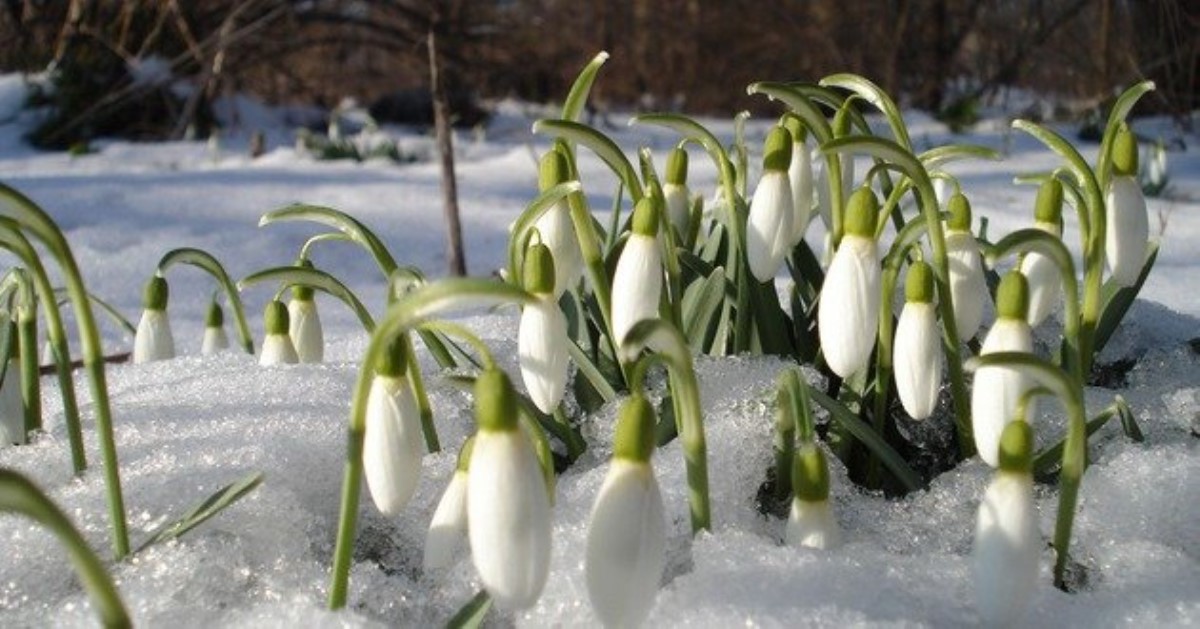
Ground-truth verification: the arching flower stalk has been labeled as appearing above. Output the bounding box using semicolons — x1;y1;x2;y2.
785;116;815;246
423;437;474;572
1105;126;1149;287
745;125;795;282
132;275;175;363
467;369;552;610
1;320;24;446
818;187;881;378
586;393;667;628
1021;179;1066;327
974;419;1040;627
259;300;298;366
534;150;584;297
611;198;664;352
362;336;424;517
201;300;230;355
973;272;1035;467
518;242;570;414
786;442;841;550
944;193;988;342
288;259;324;363
662;146;692;242
894;261;943;420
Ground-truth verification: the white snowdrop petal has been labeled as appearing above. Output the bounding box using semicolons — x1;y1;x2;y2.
1105;176;1149;287
362;376;424;517
611;234;662;346
818;235;881;378
946;231;988;341
201;325;230;355
663;182;691;240
746;171;795;282
585;461;667;628
258;334;299;366
288;299;324;363
972;319;1035;467
133;309;175;363
467;429;552;610
534;201;584;297
894;302;943;420
1021;250;1061;327
423;470;469;572
974;472;1039;627
789;141;814;245
518;297;570;414
785;498;841;550
0;359;24;446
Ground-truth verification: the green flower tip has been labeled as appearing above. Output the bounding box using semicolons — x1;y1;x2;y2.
1034;178;1064;224
631;197;661;237
774;381;797;434
947;193;972;231
205;301;225;327
762;126;793;172
783;114;807;143
455;435;476;472
474;368;519;433
523;242;556;295
843;187;879;238
375;335;410;378
539;149;571;191
143;276;169;311
292;258;315;301
264;300;289;335
791;442;830;502
613;393;657;463
665;147;688;186
1112;125;1138;177
996;271;1030;320
997;419;1033;474
905;261;935;304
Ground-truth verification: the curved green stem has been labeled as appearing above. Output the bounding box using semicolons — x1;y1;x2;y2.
532;119;644;202
238;265;375;332
506;181;583;281
298;231;353;261
259;204;399;279
158;247;254;354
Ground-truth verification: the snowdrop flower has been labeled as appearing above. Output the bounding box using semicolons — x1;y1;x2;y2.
786;442;841;549
663;147;692;241
363;337;424;517
518;243;570;414
974;420;1039;627
746;126;795;282
258;300;298;366
1105;127;1149;287
612;198;663;349
534;150;583;297
894;261;943;420
945;193;988;341
132;275;175;363
288;260;323;363
467;369;552;610
586;393;666;628
424;437;474;572
818;187;881;378
972;272;1035;467
1145;139;1168;192
1;326;24;446
785;116;815;246
1021;180;1065;327
201;301;230;355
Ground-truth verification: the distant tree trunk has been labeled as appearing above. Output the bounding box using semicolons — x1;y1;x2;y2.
428;25;467;276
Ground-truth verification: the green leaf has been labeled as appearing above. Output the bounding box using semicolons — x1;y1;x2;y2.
532;120;643;202
561;52;610;123
1096;81;1156;187
136;472;264;553
820;73;911;150
445;589;492;629
1094;242;1159;357
238;265;375;332
682;267;727;352
259;204;398;278
53;287;136;337
807;387;924;491
567;338;618;404
918;144;1002;170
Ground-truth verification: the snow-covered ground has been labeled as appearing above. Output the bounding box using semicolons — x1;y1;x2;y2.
0;74;1197;626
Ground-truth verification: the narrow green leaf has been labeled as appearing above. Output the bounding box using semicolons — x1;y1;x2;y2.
53;288;136;337
1094;242;1159;356
136;472;264;553
807;387;924;491
532;119;643;202
238;265;375;332
1096;81;1156;186
567;339;618;404
444;589;492;629
561;52;610;123
259;204;398;278
682;267;727;352
918;144;1002;170
820;73;911;149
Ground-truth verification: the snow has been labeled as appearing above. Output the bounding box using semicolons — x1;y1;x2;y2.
0;74;1198;627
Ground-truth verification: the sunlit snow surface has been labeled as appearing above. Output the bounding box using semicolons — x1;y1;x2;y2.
0;78;1197;626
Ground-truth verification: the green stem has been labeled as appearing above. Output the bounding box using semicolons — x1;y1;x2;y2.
157;247;255;354
17;296;40;434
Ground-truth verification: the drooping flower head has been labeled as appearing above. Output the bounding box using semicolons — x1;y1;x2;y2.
818;187;881;378
974;420;1039;627
1021;179;1065;327
784;116;815;246
535;149;584;297
945;193;988;341
786;442;841;549
972;271;1035;467
424;436;474;572
467;369;552;610
586;393;667;627
201;300;230;355
518;242;570;414
1105;126;1150;287
894;260;944;420
663;147;692;242
612;197;663;350
746;126;796;282
363;335;424;517
133;275;175;363
288;258;324;363
259;300;298;366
